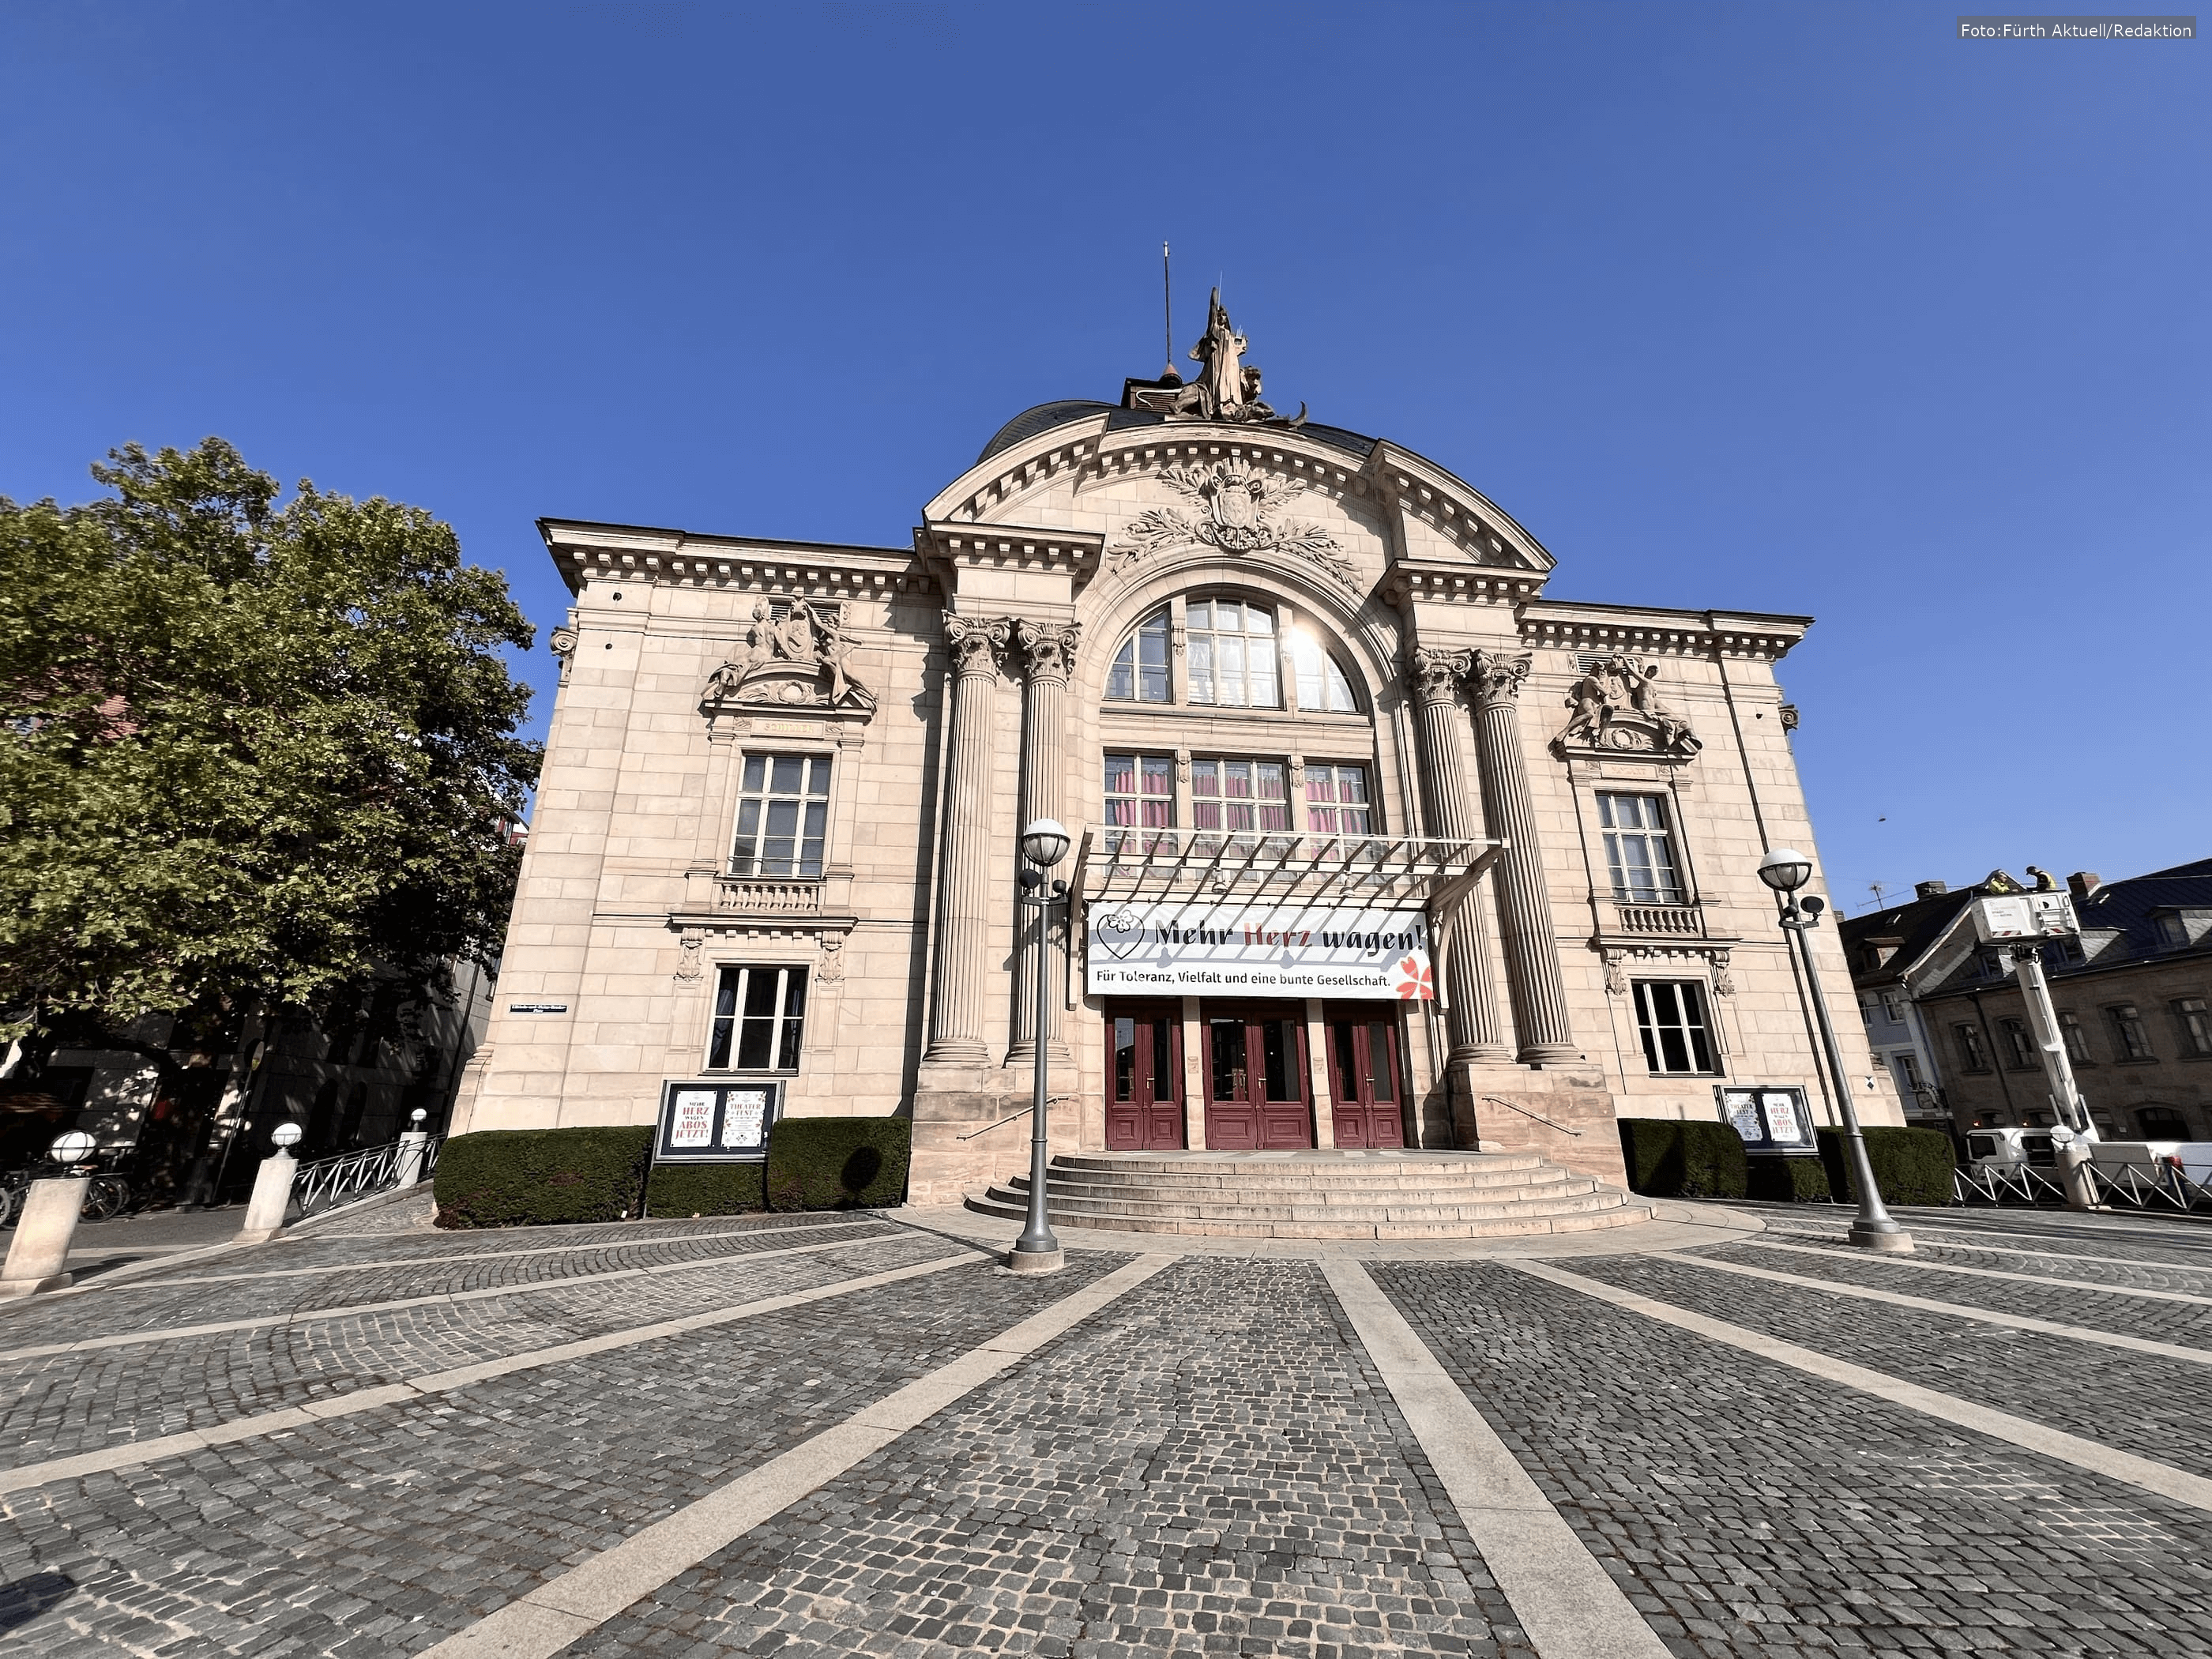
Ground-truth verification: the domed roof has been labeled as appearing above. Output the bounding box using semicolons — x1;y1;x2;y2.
977;398;1379;466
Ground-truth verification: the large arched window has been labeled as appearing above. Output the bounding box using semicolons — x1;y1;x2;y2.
1101;593;1363;713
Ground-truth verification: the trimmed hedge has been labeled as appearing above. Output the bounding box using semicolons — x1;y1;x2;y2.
766;1115;912;1211
1817;1125;1955;1207
1747;1154;1833;1202
1617;1118;1748;1199
434;1126;652;1228
645;1161;766;1217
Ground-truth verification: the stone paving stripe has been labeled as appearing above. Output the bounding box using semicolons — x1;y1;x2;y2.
0;1247;987;1497
119;1217;879;1290
418;1252;1182;1659
0;1228;898;1364
1766;1226;2212;1275
1515;1258;2212;1515
1653;1250;2212;1364
1321;1259;1672;1659
1744;1236;2212;1305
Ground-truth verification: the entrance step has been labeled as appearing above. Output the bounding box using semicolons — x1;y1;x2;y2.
964;1149;1650;1240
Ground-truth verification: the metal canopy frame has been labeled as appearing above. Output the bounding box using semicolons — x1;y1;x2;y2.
1066;826;1507;1011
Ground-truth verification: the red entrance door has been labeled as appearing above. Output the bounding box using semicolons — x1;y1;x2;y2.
1327;1008;1406;1149
1105;1001;1185;1151
1204;1003;1315;1151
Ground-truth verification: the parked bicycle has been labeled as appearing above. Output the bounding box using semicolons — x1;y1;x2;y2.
0;1153;134;1226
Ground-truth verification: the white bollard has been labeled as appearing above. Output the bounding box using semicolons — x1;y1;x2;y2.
0;1179;87;1296
234;1150;299;1244
394;1109;431;1190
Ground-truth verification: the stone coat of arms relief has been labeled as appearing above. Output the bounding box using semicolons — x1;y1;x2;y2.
1108;456;1358;589
702;597;878;714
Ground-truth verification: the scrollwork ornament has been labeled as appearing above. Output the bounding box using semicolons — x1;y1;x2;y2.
673;928;704;984
1405;645;1474;707
1467;649;1533;708
550;626;579;687
1012;619;1080;685
942;613;1013;679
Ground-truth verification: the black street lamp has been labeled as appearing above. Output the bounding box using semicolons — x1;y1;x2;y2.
1011;817;1071;1272
1759;848;1914;1254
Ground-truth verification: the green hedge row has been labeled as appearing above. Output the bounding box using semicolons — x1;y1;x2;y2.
1817;1125;1955;1207
434;1115;911;1228
1617;1118;1748;1198
1747;1154;1832;1202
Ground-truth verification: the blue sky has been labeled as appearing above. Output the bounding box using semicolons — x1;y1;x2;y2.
4;2;2205;912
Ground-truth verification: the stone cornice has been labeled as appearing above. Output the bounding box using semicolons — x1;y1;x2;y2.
1385;559;1548;609
916;521;1106;586
540;519;924;600
1365;441;1556;573
1516;601;1812;663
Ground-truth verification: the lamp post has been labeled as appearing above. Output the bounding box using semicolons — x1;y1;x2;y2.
0;1132;99;1297
1759;848;1913;1254
1010;818;1070;1273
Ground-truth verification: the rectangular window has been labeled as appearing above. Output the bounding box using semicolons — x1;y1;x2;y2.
1103;753;1175;834
2176;998;2212;1057
1185;598;1280;709
1191;757;1290;840
1880;991;1903;1024
1999;1018;2037;1070
1894;1051;1924;1092
2109;1003;2154;1061
1632;980;1719;1075
2060;1010;2091;1063
1597;794;1683;904
706;965;807;1070
732;754;831;876
2157;914;2188;950
1303;763;1372;838
1954;1022;1990;1072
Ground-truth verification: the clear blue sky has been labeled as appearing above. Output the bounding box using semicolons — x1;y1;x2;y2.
5;2;2205;912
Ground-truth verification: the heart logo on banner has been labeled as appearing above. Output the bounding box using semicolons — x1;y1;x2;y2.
1095;908;1145;960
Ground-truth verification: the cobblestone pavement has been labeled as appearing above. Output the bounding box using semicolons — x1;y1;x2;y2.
4;1205;2212;1657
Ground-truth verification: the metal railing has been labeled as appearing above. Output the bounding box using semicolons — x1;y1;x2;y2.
291;1134;443;1220
1954;1159;2212;1213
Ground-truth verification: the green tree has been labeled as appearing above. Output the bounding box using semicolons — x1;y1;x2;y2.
0;438;541;1063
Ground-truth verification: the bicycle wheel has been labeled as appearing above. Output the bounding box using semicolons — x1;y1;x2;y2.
0;1185;14;1228
80;1177;126;1223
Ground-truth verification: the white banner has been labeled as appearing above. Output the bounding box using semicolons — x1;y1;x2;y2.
1085;901;1433;999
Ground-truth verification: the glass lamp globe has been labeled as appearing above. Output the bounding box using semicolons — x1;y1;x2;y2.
270;1121;305;1149
1758;848;1814;893
49;1130;96;1168
1020;818;1071;869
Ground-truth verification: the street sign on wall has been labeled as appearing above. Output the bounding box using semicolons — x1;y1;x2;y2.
1085;901;1432;999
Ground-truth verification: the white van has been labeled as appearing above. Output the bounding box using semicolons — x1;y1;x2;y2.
1963;1127;2057;1170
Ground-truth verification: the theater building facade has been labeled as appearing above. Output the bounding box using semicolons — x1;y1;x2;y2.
453;329;1899;1198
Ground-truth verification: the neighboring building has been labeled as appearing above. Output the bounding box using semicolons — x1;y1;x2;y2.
453;310;1899;1198
0;965;496;1200
1841;878;1985;1133
1913;861;2212;1140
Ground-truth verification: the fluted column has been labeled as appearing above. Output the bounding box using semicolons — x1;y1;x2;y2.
1405;648;1508;1063
1465;649;1578;1064
1008;619;1079;1063
924;614;1010;1064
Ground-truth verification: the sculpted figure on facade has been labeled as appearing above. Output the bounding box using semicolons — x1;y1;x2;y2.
1553;653;1699;757
703;598;877;713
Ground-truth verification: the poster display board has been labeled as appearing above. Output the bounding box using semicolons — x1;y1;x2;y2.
1716;1085;1818;1153
1085;901;1433;999
655;1080;782;1163
1971;892;2078;942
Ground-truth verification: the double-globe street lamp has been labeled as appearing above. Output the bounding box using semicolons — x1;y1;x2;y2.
1758;848;1914;1254
1010;818;1071;1273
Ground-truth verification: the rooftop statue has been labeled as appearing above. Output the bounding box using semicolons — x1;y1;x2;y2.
1164;288;1305;427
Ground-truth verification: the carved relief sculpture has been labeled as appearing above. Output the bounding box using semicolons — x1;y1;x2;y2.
1011;619;1079;684
1553;653;1701;758
1405;645;1474;706
1109;456;1356;588
702;599;878;714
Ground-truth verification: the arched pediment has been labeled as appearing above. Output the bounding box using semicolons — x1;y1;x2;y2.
923;412;1556;590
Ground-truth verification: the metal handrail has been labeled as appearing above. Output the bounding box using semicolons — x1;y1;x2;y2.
1481;1094;1583;1136
1954;1158;2212;1212
290;1134;443;1218
955;1097;1075;1142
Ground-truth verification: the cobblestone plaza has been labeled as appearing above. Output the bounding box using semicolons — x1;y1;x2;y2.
3;1197;2210;1657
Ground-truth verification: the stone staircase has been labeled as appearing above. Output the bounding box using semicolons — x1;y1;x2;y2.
965;1149;1650;1240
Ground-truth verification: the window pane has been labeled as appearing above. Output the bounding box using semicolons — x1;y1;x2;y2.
1106;638;1135;702
770;756;805;796
1366;1021;1395;1099
1210;1019;1244;1099
1261;1018;1299;1100
1114;1018;1135;1100
1189;637;1215;704
742;756;766;793
1150;1018;1173;1095
1218;635;1246;705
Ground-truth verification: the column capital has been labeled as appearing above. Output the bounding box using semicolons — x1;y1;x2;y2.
942;613;1013;679
1404;645;1474;706
1465;648;1533;708
1012;619;1081;686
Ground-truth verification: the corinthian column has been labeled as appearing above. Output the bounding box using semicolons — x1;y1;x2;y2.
924;614;1010;1064
1405;648;1508;1064
1465;649;1578;1064
1008;619;1079;1063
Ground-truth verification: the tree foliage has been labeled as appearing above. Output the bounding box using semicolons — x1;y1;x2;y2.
0;439;540;1043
